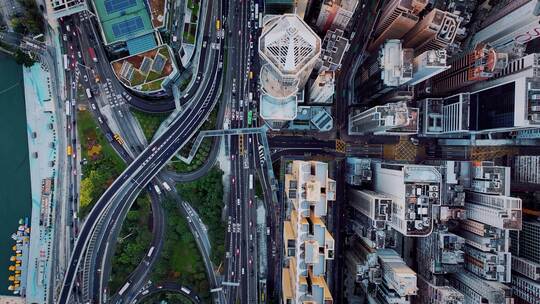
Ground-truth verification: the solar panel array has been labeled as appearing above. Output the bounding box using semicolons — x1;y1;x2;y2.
112;16;144;38
105;0;137;14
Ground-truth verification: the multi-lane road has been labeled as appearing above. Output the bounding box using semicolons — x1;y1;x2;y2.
56;0;225;301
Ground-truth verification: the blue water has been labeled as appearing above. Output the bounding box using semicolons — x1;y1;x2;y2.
0;54;32;295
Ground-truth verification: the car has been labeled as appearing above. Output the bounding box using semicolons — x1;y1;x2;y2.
83;75;88;82
77;51;81;58
249;199;252;206
249;258;252;265
72;169;77;176
236;248;240;255
69;45;73;50
63;34;67;41
249;221;252;227
232;177;235;184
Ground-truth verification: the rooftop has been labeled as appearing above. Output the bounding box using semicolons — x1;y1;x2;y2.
111;45;177;92
93;0;154;45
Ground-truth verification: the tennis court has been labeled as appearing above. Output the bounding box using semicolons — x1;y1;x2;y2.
104;0;137;14
112;17;144;38
92;0;154;44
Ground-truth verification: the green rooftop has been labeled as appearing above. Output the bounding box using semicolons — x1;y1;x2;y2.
93;0;154;45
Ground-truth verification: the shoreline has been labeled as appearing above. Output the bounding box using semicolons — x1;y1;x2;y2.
21;61;58;303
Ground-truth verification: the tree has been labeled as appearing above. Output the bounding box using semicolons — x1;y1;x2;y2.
13;50;35;67
79;176;94;209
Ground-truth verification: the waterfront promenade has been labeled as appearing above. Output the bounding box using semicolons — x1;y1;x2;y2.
23;62;58;304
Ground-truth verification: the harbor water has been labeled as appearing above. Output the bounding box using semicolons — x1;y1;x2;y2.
0;54;32;295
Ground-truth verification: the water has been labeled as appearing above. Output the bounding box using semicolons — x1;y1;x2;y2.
0;54;32;295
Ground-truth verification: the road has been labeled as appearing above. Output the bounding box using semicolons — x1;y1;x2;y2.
221;0;264;303
56;0;225;301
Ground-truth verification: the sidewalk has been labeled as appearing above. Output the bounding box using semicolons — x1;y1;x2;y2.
22;62;58;304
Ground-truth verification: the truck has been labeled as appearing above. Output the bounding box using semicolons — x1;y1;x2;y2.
88;47;98;63
154;184;162;195
85;88;92;99
162;182;172;191
65;100;71;116
63;54;68;70
249;174;253;190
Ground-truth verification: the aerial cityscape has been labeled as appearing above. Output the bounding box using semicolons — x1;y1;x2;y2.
0;0;539;303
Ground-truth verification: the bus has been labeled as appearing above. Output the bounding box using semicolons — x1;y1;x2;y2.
180;286;191;295
255;3;259;16
249;174;253;190
118;282;131;296
113;134;125;145
63;54;68;70
88;47;98;63
216;19;221;30
67;145;72;156
247;110;253;126
147;246;155;258
65;100;71;116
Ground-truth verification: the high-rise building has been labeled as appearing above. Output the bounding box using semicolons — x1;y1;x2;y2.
309;71;335;104
464;191;522;231
426;43;509;96
345;158;372;186
348;101;419;136
406;49;450;85
511;274;540;304
47;0;87;18
258;14;321;129
282;160;336;304
265;0;295;14
372;163;441;237
419;53;540;137
349;189;392;229
319;29;350;72
417;276;464;304
513;155;540;184
377;249;418;299
450;271;513;303
315;0;358;32
470;0;540;52
402;9;460;55
510;220;540;264
355;40;414;103
367;0;428;53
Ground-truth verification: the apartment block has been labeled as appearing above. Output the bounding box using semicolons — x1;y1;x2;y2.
309;71;335;104
417;275;464;304
407;49;450;86
315;0;358;32
512;274;540;304
450;271;513;304
282;160;336;304
463;245;511;282
464;191;522;230
349;189;392;229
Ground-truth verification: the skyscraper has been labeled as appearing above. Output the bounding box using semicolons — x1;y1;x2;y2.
258;14;321;129
367;0;428;53
402;9;460;55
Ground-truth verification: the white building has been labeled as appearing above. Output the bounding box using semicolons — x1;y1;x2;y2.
316;0;359;32
372;163;441;237
309;71;334;104
470;0;540;52
258;14;321;129
349;101;419;135
406;49;450;85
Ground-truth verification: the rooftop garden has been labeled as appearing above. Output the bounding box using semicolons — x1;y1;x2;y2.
111;45;176;92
